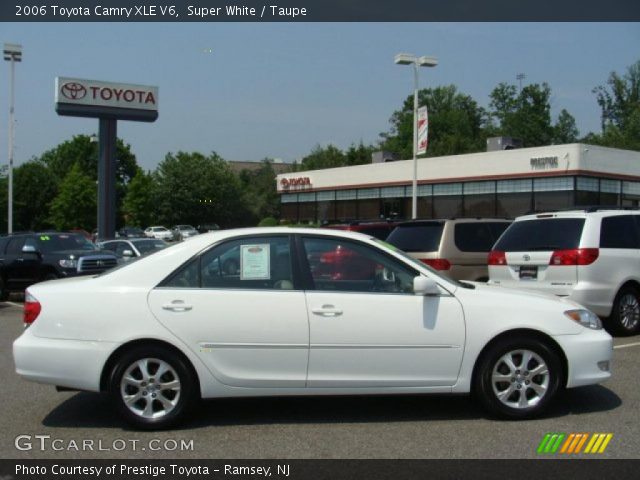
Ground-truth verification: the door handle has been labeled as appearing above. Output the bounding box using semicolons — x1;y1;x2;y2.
162;301;193;312
311;304;343;317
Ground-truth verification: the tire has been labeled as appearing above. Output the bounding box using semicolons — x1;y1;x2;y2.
110;345;198;430
607;286;640;336
474;336;562;419
0;276;9;301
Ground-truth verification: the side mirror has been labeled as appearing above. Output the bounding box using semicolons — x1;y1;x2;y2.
413;276;441;296
122;249;134;257
22;245;39;254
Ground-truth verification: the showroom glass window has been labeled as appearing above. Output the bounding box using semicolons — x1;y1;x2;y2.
301;237;416;294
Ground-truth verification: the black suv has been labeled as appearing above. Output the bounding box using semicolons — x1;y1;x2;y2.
0;232;118;300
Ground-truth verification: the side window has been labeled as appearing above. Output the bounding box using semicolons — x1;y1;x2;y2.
115;242;131;256
6;237;26;255
454;224;494;252
161;236;294;290
600;215;638;249
302;237;416;294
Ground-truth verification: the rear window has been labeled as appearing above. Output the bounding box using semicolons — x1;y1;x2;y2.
355;226;392;240
386;223;444;252
454;222;510;252
494;218;585;251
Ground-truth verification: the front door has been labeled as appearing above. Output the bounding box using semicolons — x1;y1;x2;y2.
300;236;466;388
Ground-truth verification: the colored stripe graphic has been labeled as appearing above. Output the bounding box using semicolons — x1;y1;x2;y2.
538;433;613;454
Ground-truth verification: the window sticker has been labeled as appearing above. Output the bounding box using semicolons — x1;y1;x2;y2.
39;235;51;241
240;244;270;280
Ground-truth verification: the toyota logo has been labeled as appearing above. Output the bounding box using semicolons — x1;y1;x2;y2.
60;82;87;100
523;254;531;261
96;260;104;267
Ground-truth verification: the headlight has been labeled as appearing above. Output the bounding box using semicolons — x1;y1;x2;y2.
564;309;602;330
58;258;77;269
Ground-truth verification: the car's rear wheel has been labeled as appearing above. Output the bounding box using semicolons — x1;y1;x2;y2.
474;337;562;419
608;286;640;336
110;346;197;430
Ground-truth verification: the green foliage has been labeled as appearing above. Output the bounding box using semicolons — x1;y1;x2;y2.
257;216;278;227
300;145;347;170
553;109;579;144
39;134;138;185
13;160;57;231
154;151;248;228
122;168;157;227
588;60;640;150
48;163;97;231
238;160;280;223
380;85;487;159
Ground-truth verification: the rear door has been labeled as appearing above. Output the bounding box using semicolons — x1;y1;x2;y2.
489;216;586;295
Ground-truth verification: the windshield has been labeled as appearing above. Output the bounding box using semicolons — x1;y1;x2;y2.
36;233;97;253
133;239;167;255
494;218;585;251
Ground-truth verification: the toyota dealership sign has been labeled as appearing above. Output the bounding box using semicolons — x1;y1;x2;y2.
55;77;158;121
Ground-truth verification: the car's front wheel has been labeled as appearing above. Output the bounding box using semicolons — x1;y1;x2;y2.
110;346;197;430
474;337;562;419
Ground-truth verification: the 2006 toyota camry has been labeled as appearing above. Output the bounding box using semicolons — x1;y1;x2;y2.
13;228;613;429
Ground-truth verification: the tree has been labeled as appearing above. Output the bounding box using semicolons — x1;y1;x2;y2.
553;109;579;144
345;142;375;166
39;134;138;185
48;163;97;231
154;152;248;228
122;168;158;227
299;145;347;170
238;159;280;223
587;60;640;150
380;85;487;159
489;82;556;147
13;160;57;231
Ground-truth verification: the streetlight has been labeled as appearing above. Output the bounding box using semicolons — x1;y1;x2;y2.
3;43;22;234
394;53;437;220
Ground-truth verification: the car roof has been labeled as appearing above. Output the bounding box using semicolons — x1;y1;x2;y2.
515;209;640;221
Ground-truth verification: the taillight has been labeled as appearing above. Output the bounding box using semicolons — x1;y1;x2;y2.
488;250;507;266
420;258;451;270
549;248;599;266
23;291;41;327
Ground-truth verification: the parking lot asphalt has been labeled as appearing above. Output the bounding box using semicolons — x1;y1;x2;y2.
1;301;639;459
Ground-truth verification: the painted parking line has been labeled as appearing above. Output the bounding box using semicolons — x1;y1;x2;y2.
613;341;640;350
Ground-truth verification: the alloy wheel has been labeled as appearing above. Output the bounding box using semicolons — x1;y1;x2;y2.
119;358;181;419
618;293;640;330
491;349;550;409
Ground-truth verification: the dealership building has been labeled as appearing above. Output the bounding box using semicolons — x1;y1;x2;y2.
276;143;640;223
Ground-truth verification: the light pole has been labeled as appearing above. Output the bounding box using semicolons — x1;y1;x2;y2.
394;53;437;220
3;43;22;234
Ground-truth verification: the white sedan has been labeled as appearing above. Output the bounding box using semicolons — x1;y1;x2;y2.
144;226;173;241
13;228;612;429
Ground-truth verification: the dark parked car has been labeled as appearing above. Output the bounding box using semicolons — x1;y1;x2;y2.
99;238;168;263
0;232;118;300
117;226;146;238
323;220;399;240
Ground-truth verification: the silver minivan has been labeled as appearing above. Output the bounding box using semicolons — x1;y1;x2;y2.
488;209;640;335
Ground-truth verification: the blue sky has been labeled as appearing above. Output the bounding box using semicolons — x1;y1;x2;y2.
0;22;638;171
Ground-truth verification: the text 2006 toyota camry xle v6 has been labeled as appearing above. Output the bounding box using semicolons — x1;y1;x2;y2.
13;228;613;429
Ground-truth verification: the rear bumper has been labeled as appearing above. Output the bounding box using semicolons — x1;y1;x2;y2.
13;328;117;392
553;328;613;388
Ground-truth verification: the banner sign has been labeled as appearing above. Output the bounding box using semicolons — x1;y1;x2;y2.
417;106;428;155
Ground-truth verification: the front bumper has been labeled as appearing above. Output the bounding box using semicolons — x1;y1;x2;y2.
13;328;118;392
554;328;613;388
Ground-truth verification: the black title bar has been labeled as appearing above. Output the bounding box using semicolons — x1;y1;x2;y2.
2;0;640;22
